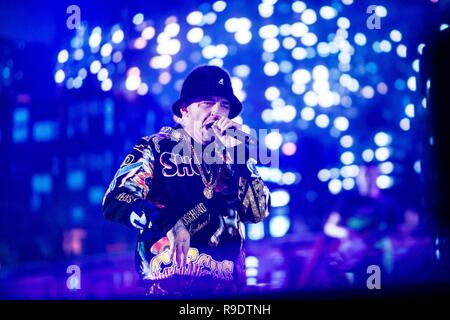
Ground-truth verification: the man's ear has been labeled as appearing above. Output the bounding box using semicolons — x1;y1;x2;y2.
180;104;189;116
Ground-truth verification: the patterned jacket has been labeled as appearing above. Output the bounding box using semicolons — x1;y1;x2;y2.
102;125;270;290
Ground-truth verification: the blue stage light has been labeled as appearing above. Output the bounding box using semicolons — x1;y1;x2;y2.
269;215;290;237
32;174;52;194
328;178;342;194
248;223;265;240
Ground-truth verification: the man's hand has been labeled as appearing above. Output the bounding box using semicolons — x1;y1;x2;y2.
166;219;190;267
212;116;243;149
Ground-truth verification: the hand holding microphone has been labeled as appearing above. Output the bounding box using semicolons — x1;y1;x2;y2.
211;116;257;148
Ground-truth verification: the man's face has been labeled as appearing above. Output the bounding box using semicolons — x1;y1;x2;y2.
180;96;231;144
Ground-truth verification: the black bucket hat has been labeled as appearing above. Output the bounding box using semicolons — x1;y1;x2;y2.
172;65;243;119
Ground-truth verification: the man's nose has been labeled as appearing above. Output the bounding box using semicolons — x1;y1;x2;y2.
210;113;220;121
211;102;221;112
211;102;224;117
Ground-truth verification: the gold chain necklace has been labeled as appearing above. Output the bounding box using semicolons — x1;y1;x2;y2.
184;133;221;199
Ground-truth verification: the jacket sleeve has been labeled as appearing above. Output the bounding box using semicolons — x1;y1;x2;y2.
102;136;163;234
221;146;271;224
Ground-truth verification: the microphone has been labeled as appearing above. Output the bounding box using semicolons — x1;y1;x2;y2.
213;121;257;145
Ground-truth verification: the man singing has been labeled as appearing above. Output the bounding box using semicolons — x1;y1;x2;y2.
102;65;271;297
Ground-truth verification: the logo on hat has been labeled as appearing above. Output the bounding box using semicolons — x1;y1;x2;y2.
218;78;224;85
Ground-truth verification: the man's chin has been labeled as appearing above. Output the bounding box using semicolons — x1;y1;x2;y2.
201;128;215;144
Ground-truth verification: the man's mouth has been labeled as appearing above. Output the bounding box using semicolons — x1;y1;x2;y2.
203;120;216;129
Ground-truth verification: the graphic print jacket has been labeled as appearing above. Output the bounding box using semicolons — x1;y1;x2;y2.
102;125;270;287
